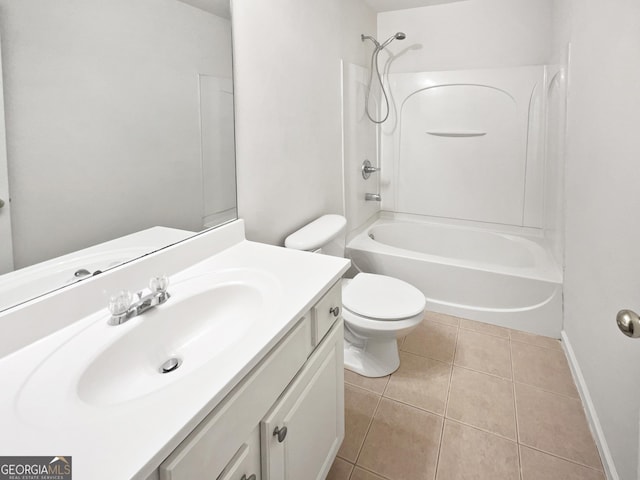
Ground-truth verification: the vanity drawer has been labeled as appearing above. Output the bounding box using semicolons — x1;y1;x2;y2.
311;281;342;346
159;317;311;480
217;426;260;480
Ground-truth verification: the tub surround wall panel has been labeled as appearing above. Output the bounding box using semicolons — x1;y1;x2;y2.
380;66;546;228
342;63;379;235
543;65;567;268
562;0;640;478
233;0;376;246
545;0;571;268
377;0;553;73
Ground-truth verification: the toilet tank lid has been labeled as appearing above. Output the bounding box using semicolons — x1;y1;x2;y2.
284;214;347;251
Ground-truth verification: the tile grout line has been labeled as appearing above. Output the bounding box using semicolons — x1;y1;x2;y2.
344;377;389;397
345;458;355;480
458;325;511;340
510;337;563;352
380;367;392;397
395;348;452;368
399;349;455;366
434;324;460;480
453;328;514;381
380;394;446;419
452;362;515;382
510;336;524;480
444;417;519;445
353;390;384;467
518;442;607;474
352;463;394;480
512;379;581;401
425;318;461;329
400;321;458;365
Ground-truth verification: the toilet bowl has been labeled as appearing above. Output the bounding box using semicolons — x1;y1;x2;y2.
341;273;425;377
284;215;426;378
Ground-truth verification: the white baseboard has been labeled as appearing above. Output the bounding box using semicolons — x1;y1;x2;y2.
561;331;619;480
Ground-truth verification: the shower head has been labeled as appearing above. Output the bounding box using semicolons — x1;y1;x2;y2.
361;32;406;50
380;32;407;49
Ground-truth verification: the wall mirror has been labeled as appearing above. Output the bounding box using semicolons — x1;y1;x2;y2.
0;0;236;312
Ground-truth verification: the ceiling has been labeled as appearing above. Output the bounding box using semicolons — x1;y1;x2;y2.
176;0;230;19
363;0;468;13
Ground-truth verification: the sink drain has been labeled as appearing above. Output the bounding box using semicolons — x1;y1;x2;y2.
160;357;182;374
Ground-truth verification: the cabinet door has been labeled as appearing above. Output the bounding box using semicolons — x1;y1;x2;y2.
261;320;344;480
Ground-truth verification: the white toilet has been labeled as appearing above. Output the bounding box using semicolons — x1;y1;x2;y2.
285;214;426;377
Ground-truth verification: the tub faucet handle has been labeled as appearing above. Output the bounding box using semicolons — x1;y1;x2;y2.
362;159;380;179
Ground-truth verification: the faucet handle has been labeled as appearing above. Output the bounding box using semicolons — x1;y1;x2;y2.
108;290;134;316
149;275;169;293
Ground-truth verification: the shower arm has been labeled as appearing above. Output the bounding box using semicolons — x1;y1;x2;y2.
360;32;406;124
361;34;380;49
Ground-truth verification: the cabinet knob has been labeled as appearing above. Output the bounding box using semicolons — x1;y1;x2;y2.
241;475;256;480
273;426;287;443
329;306;340;317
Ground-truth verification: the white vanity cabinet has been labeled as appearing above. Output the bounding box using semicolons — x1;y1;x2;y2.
261;321;344;479
158;281;344;480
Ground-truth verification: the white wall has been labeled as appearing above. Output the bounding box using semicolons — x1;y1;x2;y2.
562;0;640;478
550;0;572;65
0;0;232;269
378;0;554;73
232;0;376;246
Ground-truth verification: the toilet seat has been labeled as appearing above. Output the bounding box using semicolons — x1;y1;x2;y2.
341;273;426;356
343;273;426;321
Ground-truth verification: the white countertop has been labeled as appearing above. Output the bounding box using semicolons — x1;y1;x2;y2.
0;239;349;479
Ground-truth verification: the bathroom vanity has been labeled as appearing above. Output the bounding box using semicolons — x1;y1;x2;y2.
158;281;344;480
0;220;350;479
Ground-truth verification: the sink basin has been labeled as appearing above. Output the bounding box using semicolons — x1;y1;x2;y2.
78;280;271;406
16;268;281;420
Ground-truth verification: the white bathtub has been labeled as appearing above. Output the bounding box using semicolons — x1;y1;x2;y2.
347;217;563;337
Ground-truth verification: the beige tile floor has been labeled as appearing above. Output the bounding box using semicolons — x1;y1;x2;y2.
327;312;605;480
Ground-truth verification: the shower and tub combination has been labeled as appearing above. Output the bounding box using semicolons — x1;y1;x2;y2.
348;34;566;337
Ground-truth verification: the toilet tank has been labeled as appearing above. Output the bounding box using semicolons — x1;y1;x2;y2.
284;215;347;257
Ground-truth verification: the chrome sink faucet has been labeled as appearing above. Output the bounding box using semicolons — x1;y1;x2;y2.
108;276;170;326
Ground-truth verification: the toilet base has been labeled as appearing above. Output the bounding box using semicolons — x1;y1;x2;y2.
343;336;400;378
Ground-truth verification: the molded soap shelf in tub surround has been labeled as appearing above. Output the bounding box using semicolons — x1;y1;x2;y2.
0;226;350;480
